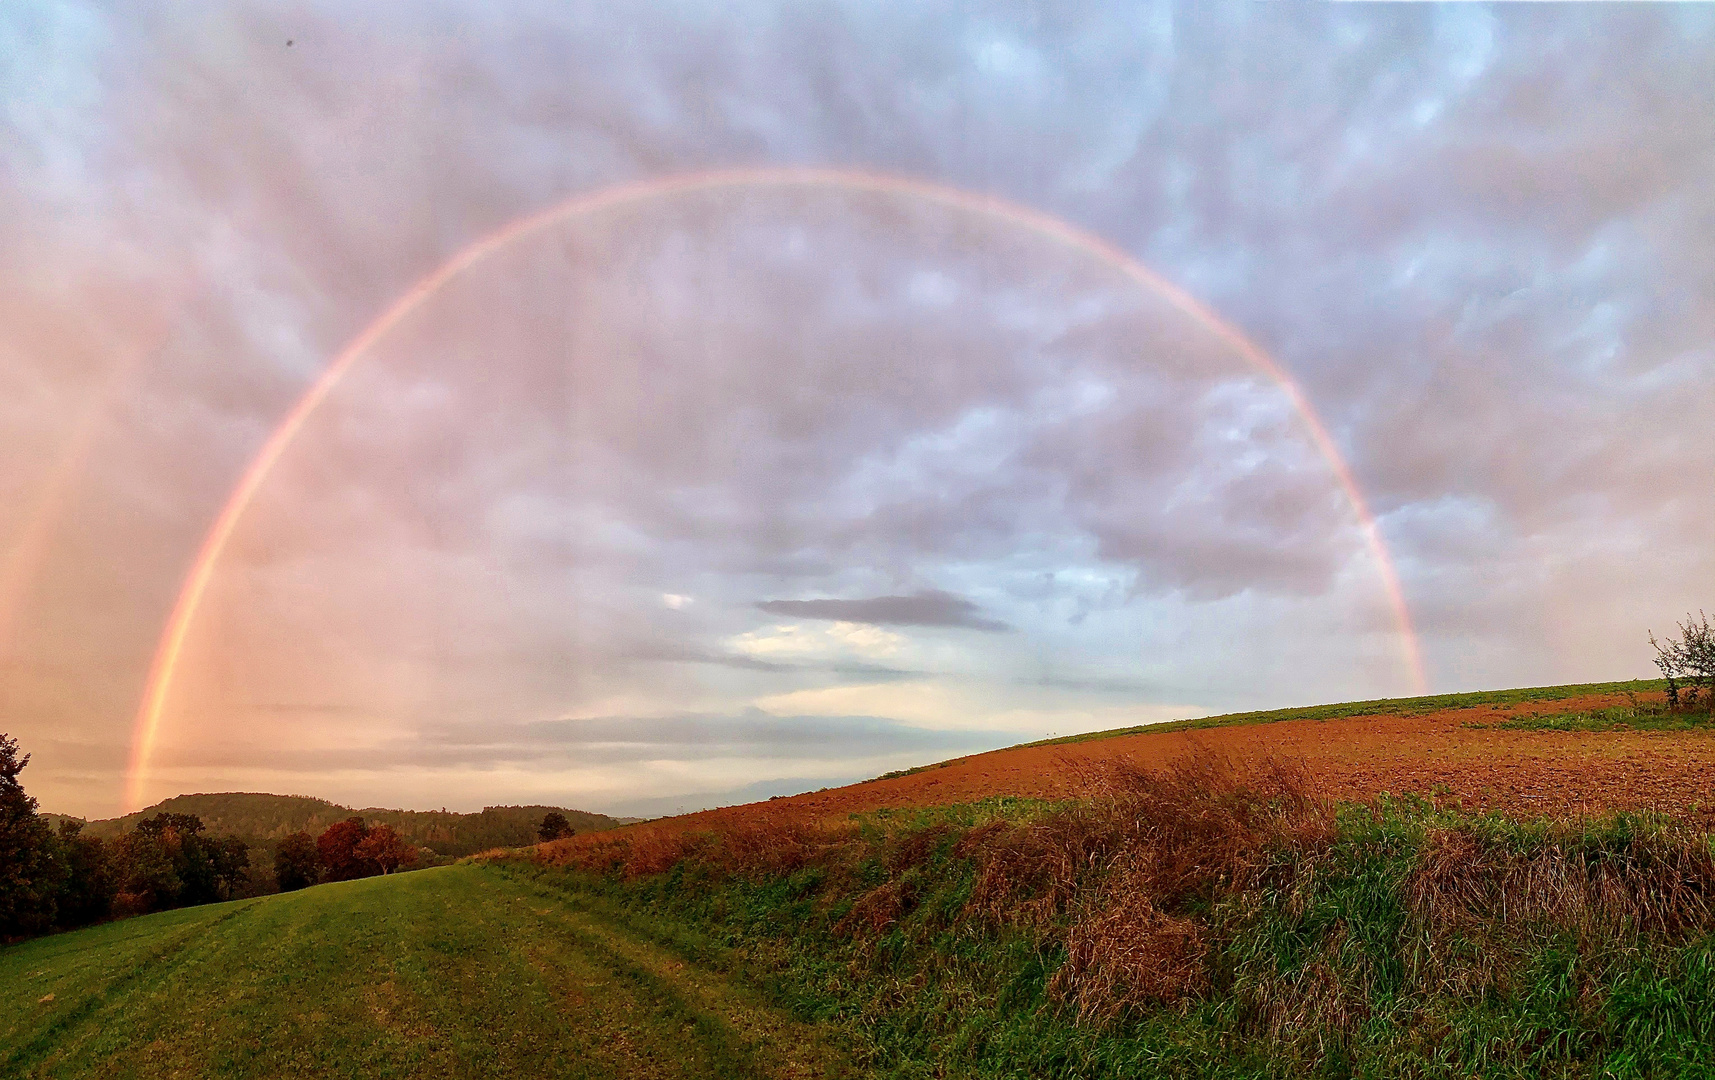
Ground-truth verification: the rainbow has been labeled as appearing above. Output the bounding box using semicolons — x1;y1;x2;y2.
123;166;1426;810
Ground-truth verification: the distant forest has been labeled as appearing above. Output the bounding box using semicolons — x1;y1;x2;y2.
3;734;629;942
47;792;629;860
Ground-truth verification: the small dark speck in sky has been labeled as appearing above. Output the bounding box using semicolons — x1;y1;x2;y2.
286;39;294;47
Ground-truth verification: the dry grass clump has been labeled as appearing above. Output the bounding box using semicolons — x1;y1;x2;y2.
1410;821;1715;939
965;748;1329;930
532;815;862;881
1404;817;1715;997
964;807;1122;930
516;744;1715;1057
1089;749;1332;904
836;879;915;936
1040;749;1331;1020
1050;863;1208;1024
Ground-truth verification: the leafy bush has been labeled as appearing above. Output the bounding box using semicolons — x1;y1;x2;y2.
1652;611;1715;711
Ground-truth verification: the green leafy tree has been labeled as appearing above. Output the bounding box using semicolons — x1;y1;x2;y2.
0;734;66;938
138;812;219;905
274;831;319;891
210;835;251;898
54;820;115;927
112;812;249;913
112;827;181;915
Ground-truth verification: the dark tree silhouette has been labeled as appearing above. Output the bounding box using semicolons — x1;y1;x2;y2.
54;820;115;927
274;831;319;890
0;733;66;938
538;811;574;841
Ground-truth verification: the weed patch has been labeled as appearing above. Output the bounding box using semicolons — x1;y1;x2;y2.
507;746;1715;1077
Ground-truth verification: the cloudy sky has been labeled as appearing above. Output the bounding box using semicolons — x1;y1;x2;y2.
2;2;1710;819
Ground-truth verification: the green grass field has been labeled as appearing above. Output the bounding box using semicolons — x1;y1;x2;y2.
9;681;1712;1079
1;865;854;1080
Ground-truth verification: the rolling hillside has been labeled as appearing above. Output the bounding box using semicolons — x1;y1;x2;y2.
1;866;854;1080
12;681;1715;1077
47;793;630;858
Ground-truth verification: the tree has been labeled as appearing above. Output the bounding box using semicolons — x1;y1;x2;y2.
355;824;418;874
210;836;252;899
1652;611;1715;711
138;812;219;906
538;812;574;841
0;734;66;938
274;832;319;891
111;812;248;912
111;826;181;915
54;821;115;927
317;816;379;881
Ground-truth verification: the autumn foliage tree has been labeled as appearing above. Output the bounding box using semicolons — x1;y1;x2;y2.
316;816;379;881
355;824;418;874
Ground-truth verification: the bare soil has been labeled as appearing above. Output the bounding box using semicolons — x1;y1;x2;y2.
644;692;1715;836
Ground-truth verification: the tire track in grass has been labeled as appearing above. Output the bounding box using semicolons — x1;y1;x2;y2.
372;871;707;1079
1;901;256;1076
478;867;859;1080
5;865;859;1078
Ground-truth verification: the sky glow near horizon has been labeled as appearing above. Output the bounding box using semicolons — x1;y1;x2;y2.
2;2;1711;819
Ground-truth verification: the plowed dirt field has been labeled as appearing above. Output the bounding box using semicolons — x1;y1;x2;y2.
648;690;1715;835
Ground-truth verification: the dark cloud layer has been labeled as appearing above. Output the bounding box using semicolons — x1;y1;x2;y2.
757;590;1009;632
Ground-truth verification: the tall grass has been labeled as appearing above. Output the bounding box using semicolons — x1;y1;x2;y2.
505;749;1715;1077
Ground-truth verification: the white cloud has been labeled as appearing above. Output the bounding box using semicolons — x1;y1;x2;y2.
729;621;905;661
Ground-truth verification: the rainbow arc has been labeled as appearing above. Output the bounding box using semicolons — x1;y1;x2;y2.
124;167;1425;811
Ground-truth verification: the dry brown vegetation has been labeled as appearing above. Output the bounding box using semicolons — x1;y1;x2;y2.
521;742;1715;1052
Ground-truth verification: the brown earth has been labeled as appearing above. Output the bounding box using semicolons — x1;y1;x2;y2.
629;692;1715;839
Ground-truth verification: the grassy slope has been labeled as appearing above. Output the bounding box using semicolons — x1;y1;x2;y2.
515;799;1715;1080
0;866;853;1080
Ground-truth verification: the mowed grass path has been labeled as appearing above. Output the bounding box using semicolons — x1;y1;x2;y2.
1;865;855;1079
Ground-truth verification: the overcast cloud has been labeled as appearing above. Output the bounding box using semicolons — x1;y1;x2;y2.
1;2;1709;818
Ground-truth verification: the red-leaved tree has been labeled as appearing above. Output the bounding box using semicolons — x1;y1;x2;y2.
316;817;379;881
355;824;418;875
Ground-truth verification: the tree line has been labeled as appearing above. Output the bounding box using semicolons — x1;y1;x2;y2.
55;792;618;857
1;733;425;941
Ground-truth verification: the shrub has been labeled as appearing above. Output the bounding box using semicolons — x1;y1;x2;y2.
1651;611;1715;711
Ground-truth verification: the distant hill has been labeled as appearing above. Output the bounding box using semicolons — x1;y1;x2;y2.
51;792;629;859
